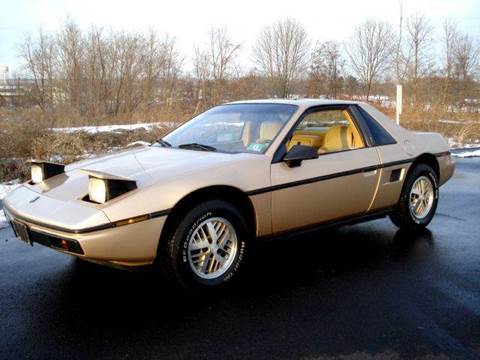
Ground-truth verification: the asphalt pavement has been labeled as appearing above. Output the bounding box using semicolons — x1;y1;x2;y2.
1;158;479;360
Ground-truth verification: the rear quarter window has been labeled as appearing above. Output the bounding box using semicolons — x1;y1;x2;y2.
357;106;396;146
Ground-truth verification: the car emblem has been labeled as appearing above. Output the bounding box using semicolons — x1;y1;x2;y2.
29;196;40;204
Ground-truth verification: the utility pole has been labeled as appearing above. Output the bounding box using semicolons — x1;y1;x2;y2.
395;0;404;125
396;84;403;125
396;0;403;80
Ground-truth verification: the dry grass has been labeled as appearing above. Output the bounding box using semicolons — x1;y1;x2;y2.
0;108;176;182
382;105;480;145
1;104;479;182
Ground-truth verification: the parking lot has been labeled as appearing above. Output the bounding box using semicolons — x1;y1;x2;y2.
1;158;479;359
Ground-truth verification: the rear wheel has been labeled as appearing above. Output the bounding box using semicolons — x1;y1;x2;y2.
160;200;249;289
389;164;439;231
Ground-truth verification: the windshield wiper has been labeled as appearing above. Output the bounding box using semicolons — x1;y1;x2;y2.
155;138;172;147
178;143;217;152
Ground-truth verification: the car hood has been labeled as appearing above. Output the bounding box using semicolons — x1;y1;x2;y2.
68;146;250;181
32;146;261;201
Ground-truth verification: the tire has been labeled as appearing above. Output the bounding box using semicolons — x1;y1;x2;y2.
159;199;249;289
389;163;439;231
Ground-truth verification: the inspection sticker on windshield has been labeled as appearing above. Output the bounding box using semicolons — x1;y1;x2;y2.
247;143;268;152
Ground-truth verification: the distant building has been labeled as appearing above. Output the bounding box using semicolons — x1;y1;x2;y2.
0;66;31;103
0;65;8;85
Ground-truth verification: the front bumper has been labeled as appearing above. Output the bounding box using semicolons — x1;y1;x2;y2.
4;186;166;267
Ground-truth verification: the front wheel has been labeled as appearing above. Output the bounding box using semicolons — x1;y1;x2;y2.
389;164;439;231
160;200;249;289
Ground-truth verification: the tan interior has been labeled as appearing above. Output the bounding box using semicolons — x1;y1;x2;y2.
241;120;252;146
319;125;353;153
286;130;325;150
259;120;283;142
286;110;364;153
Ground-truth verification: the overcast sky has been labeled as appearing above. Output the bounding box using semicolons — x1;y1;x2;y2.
0;0;479;74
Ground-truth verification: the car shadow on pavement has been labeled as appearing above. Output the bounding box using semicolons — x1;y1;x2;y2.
19;222;437;358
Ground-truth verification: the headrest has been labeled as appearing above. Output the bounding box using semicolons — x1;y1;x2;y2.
259;120;283;141
322;125;353;151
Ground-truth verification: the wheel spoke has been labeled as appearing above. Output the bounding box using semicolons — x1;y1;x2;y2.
416;200;423;214
206;222;219;244
412;183;421;196
213;251;226;265
217;228;231;248
423;199;429;210
201;253;213;274
215;223;226;244
199;226;209;243
190;239;209;251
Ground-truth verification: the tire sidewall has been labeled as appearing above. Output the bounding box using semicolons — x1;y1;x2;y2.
170;201;248;288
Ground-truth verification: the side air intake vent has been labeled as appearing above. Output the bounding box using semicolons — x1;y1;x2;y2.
390;169;402;182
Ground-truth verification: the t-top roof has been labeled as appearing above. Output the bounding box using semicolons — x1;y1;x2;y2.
226;98;363;107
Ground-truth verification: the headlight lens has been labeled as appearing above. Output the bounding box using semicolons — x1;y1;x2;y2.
31;164;44;184
88;177;107;204
86;174;136;204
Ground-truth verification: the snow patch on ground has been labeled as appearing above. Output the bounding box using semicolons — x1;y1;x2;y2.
447;137;480;157
127;141;151;147
50;121;176;134
451;148;480;158
0;181;21;229
447;137;480;148
0;212;8;229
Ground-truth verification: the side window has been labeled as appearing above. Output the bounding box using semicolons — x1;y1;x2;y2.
357;106;396;146
288;109;365;154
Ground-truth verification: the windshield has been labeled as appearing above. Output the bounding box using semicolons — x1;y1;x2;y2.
160;103;298;154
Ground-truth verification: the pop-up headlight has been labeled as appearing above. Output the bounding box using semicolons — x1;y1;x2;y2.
30;161;65;184
87;175;137;204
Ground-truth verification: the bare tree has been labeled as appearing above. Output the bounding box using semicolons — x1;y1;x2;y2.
310;41;345;98
157;34;182;104
208;27;241;82
193;47;211;105
192;27;240;105
83;26;116;117
253;18;310;98
140;30;181;108
441;20;479;108
20;30;57;111
57;19;84;112
19;20;182;118
453;33;479;105
345;20;395;100
403;14;434;103
441;20;458;107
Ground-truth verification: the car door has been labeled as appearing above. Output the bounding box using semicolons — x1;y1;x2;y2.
270;106;381;233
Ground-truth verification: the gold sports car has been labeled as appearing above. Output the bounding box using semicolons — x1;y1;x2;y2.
4;100;454;288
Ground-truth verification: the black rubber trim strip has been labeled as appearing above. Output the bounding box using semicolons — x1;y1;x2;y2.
250;151;449;196
5;153;447;234
247;158;415;196
3;204;171;235
257;207;394;241
149;209;172;219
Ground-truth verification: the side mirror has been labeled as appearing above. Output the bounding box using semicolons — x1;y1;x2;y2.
283;144;318;168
